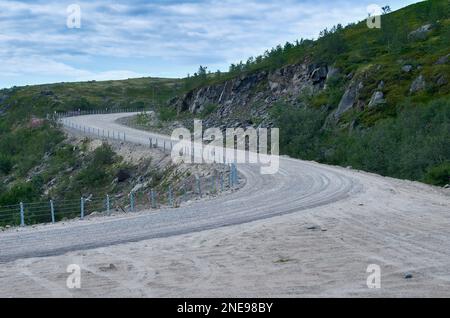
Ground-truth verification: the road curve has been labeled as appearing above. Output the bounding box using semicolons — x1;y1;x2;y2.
0;113;362;263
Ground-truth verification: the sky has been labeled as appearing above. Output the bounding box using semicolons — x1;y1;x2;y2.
0;0;420;88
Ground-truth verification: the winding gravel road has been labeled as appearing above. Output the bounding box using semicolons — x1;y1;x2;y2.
0;113;361;263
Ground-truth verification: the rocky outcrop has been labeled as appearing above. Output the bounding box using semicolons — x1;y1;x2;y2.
0;93;12;116
169;62;332;127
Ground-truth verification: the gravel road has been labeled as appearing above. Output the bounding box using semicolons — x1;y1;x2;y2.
0;113;360;263
1;113;449;297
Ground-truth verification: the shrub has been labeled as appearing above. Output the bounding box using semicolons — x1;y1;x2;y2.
159;107;177;122
0;155;13;175
424;162;450;186
92;144;116;166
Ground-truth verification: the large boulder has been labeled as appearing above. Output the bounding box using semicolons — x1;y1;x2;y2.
368;91;386;108
435;74;448;87
408;24;432;41
410;75;426;93
435;54;450;65
334;81;364;119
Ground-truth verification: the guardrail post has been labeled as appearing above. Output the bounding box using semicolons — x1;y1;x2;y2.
197;177;202;197
182;184;187;202
232;163;237;185
106;194;110;214
80;197;84;220
20;202;24;227
151;189;156;209
211;175;216;193
50;200;55;223
168;185;174;207
229;165;233;188
130;192;135;212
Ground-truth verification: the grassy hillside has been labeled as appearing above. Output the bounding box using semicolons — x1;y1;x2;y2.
173;0;450;186
0;77;183;210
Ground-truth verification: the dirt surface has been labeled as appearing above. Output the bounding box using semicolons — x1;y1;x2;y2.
0;113;449;297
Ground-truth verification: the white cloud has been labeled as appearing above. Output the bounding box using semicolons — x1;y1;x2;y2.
0;0;419;87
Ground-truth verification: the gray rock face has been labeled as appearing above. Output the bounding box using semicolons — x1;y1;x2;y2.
310;65;328;84
408;24;433;41
326;67;340;80
169;62;330;127
410;75;426;93
334;80;363;119
368;91;385;108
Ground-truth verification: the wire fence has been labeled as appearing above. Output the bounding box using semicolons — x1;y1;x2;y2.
0;164;239;228
0;109;242;228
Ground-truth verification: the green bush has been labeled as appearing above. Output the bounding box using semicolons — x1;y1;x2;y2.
424;162;450;186
159;107;177;122
272;98;450;185
0;155;13;174
200;103;218;118
92;144;116;166
0;182;40;206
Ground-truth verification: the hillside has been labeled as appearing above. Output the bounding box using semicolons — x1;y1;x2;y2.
162;0;450;186
0;0;449;213
0;77;184;214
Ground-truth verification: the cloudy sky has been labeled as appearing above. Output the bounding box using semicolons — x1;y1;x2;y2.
0;0;419;88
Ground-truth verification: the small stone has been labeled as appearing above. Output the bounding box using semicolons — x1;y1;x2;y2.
99;263;117;272
435;54;450;65
436;75;448;87
401;65;413;73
